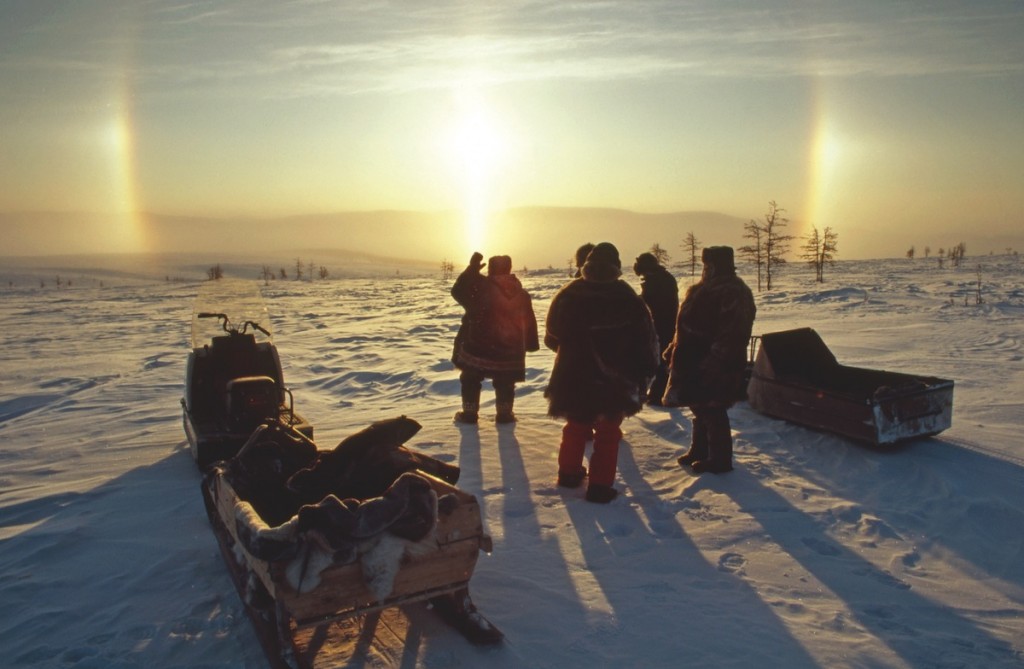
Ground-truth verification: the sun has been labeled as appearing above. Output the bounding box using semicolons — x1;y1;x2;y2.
446;96;511;256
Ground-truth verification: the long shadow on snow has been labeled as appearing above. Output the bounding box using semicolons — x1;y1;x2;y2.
714;465;1023;668
564;439;821;668
786;431;1024;588
452;424;598;668
0;446;265;669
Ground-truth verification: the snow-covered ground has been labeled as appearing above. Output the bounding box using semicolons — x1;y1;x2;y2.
1;254;1022;668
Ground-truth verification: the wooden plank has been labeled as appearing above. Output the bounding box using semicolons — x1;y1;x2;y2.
290;608;411;669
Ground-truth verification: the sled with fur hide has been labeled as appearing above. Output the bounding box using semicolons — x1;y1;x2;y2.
746;327;954;445
201;421;503;669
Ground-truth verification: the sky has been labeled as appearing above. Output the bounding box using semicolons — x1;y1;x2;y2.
2;0;1023;261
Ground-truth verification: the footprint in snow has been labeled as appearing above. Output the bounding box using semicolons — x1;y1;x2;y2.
718;552;747;574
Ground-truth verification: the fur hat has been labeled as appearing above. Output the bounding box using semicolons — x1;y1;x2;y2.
488;255;512;275
633;252;659;274
582;242;623;281
701;246;735;272
587;242;621;269
575;243;596;268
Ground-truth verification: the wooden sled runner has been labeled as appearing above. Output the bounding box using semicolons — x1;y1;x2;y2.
747;327;954;445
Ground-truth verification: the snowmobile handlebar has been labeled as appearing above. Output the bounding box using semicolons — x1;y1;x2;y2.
197;312;270;337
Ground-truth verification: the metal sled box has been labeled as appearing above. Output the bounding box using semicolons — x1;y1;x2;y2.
202;466;489;628
746;328;953;445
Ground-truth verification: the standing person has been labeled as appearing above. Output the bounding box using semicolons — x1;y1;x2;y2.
574;242;595;278
662;246;756;474
633;252;679;405
451;252;539;424
545;242;660;503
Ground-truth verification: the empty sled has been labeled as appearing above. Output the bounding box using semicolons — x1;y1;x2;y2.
746;327;953;445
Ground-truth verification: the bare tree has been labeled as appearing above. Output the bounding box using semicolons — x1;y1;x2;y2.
949;241;967;268
738;219;765;291
307;260;316;281
800;226;838;282
906;246;915;260
650;243;670;266
260;265;275;285
762;201;793;290
441;259;455;281
294;257;304;281
206;264;223;281
279;267;287;280
680;231;701;279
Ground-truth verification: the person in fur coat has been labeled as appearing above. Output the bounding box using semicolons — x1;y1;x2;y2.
633;252;679;405
544;242;660;503
451;252;539;424
662;246;756;474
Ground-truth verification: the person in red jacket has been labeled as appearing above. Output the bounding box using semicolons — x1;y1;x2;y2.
544;242;660;503
663;246;756;473
451;253;539;424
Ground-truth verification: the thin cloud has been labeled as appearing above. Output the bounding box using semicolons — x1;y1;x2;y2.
3;0;1022;102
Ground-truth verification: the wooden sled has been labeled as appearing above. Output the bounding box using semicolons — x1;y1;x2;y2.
201;428;502;669
747;327;954;445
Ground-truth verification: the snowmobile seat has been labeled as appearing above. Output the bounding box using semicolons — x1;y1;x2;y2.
226;375;280;432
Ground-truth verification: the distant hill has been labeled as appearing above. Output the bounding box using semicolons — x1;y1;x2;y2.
0;207;749;271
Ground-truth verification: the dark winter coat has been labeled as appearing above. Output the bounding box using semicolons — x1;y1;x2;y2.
544;263;660;422
451;268;539;382
663;271;756;407
638;265;679;355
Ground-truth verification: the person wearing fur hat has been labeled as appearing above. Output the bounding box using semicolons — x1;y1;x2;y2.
573;242;595;278
632;252;679;405
451;252;540;424
544;242;660;503
662;246;756;474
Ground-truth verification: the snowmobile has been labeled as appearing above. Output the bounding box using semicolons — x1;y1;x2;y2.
181;280;313;469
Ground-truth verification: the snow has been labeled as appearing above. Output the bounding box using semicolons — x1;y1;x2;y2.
1;255;1023;668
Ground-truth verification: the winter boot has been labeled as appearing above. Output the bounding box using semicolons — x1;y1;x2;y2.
494;382;517;424
677;413;709;468
495;401;516;424
690;459;733;474
456;373;482;424
585;484;619;504
454;402;479;424
557;467;587;488
691;408;733;474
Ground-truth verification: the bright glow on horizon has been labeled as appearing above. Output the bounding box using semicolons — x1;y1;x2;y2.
804;113;842;239
446;94;511;257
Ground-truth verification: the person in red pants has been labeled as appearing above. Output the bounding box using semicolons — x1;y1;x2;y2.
544;242;659;503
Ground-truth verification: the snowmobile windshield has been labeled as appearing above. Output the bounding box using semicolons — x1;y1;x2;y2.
191;279;272;349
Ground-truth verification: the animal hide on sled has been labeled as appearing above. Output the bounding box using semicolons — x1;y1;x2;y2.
235;471;462;598
286;415;460;503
